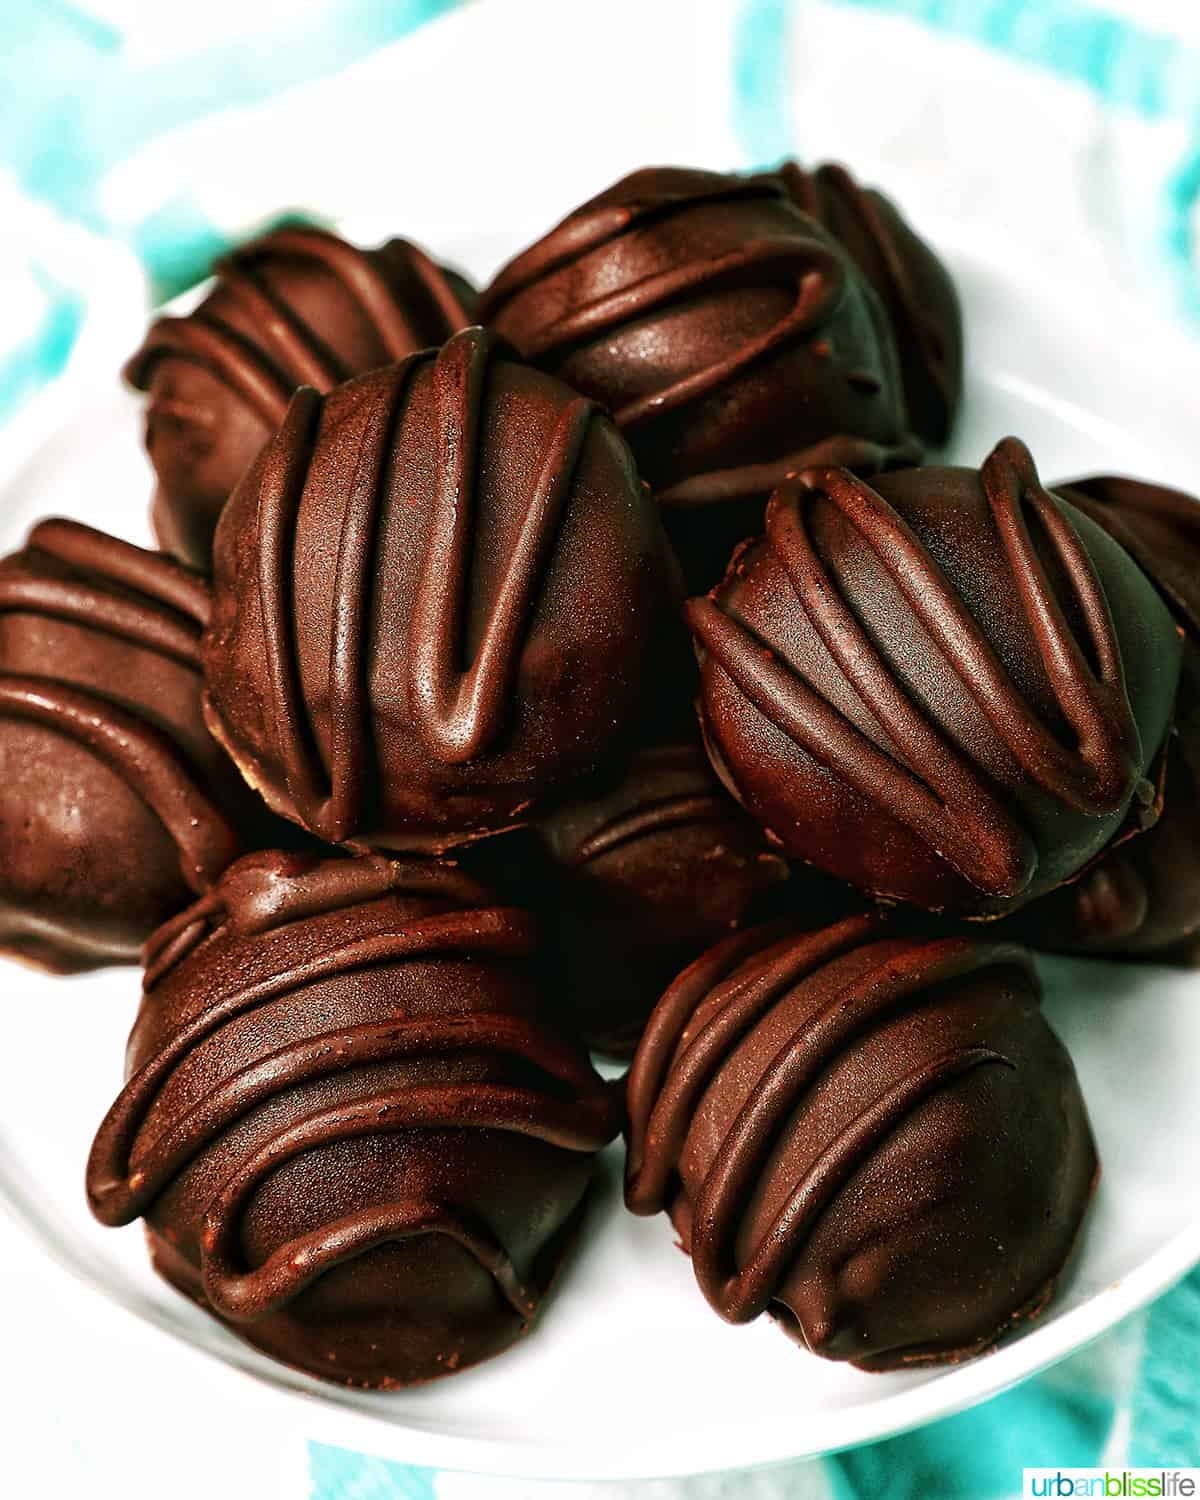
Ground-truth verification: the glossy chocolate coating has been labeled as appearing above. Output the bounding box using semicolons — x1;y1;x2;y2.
1055;475;1200;640
203;326;681;852
0;520;247;971
125;226;475;568
688;439;1180;914
1009;701;1200;960
481;167;918;591
1011;475;1200;958
626;916;1097;1370
535;739;792;1056
771;161;963;446
87;850;618;1389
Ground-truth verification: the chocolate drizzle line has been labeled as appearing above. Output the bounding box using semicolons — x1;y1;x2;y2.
367;236;475;351
198;1066;605;1322
1060;475;1200;638
124;227;472;418
778;162;956;424
507;240;845;427
625;918;1022;1323
481;181;795;307
655;433;921;510
253;371;408;842
140;852;494;984
0;520;235;887
547;744;743;866
88;864;616;1323
132;317;295;429
0;519;211;658
412;329;595;761
570;793;729;867
244;327;595;840
687;437;1142;899
483;179;912;503
0;676;238;891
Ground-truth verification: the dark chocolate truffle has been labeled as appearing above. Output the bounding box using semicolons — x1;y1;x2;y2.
625;915;1097;1370
535;739;792;1056
688;438;1181;914
770;161;963;446
1054;474;1200;641
1011;474;1200;958
0;519;246;972
480;167;918;591
203;325;681;852
87;849;618;1389
125;226;475;568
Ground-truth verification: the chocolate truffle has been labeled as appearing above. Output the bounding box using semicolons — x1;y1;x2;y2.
0;519;246;972
480;167;918;591
770;161;963;446
1008;704;1200;960
87;850;619;1389
125;226;475;568
1010;474;1200;958
625;915;1097;1370
535;739;792;1056
1054;474;1200;640
688;438;1181;915
203;325;681;852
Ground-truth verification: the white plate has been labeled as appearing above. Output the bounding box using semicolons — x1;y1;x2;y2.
0;227;1198;1483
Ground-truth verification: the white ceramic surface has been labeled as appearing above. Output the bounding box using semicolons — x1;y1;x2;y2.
0;228;1197;1482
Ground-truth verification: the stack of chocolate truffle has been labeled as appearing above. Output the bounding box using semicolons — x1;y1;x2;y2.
4;165;1194;1389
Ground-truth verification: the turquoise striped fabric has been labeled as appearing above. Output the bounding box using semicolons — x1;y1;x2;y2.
0;0;458;418
731;0;1200;318
0;268;83;417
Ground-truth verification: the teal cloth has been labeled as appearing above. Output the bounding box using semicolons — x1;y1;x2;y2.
732;0;1200;319
2;1;1197;1494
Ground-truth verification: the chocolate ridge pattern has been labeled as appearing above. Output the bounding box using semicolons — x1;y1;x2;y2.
0;521;237;891
548;742;736;867
139;849;494;982
225;326;599;843
1058;475;1200;637
482;176;918;507
0;518;210;657
88;856;617;1325
0;675;239;893
776;161;958;437
492;239;848;423
653;433;920;510
569;790;730;867
687;437;1144;900
124;226;474;422
625;917;1024;1324
480;178;790;308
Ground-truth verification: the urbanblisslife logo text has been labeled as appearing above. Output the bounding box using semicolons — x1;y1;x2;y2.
1024;1472;1200;1498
